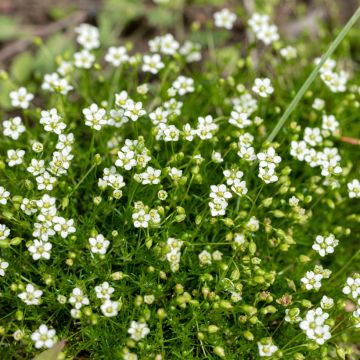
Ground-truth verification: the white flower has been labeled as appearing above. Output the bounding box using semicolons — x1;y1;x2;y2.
28;240;52;260
18;284;43;305
149;34;179;55
214;8;237;30
75;23;100;50
36;171;57;191
115;91;129;108
101;300;119;317
229;111;251;128
279;46;297;60
128;321;150;341
312;234;339;257
132;209;151;228
123;100;146;121
0;258;9;276
252;78;274;98
69;287;90;309
95;282;115;300
115;150;137;170
57;60;73;76
301;271;323;290
10;87;34;109
299;308;331;345
27;159;45;176
179;41;201;62
248;13;270;33
209;197;228;217
142;54;164;74
105;46;129;66
89;234;110;254
198;250;212;266
320;295;334;310
312;98;325;111
210;184;232;201
31;324;56;349
284;308;301;323
74;49;95;69
257;24;279;45
3;116;26;140
342;276;360;299
20;198;38;215
290;140;308;161
7;149;25;167
231;179;248;197
348;179;360;198
0;224;10;240
53;217;76;238
170;76;194;96
83;103;107;131
0;187;10;205
304;127;323;147
223;169;243;186
257;339;278;357
40;108;66;134
211;151;223;163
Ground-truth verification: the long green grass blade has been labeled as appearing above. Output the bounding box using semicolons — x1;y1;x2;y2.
267;6;360;143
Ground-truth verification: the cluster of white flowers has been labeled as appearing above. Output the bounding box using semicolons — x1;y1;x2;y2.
149;32;202;63
224;169;248;197
317;57;348;93
209;184;232;217
237;132;256;162
300;307;331;345
248;13;279;45
69;287;90;318
312;233;339;257
42;71;73;95
24;194;76;260
132;201;161;228
257;147;281;184
95;282;119;317
98;166;126;198
290;115;342;178
115;138;151;170
165;237;183;272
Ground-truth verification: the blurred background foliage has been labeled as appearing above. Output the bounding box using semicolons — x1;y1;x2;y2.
0;0;359;111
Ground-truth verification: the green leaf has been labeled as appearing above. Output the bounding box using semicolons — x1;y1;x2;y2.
148;8;176;28
33;340;65;360
0;15;24;41
10;51;33;83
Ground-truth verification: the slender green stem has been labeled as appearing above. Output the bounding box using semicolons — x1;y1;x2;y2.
69;162;97;196
267;6;360;143
332;248;360;280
